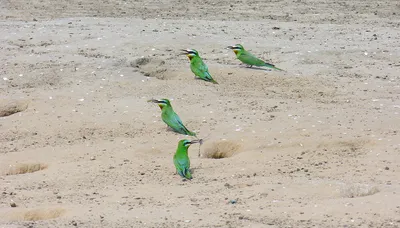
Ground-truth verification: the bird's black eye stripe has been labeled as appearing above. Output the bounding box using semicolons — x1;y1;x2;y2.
160;100;168;104
187;51;196;54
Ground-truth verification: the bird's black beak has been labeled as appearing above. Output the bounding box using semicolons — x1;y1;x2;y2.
147;99;161;103
180;49;189;55
190;139;203;145
227;46;235;49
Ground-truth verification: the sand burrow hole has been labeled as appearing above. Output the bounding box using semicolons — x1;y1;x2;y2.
5;163;48;176
9;208;65;221
0;100;28;117
203;140;242;159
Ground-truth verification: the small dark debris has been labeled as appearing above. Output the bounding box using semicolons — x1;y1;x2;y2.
229;199;237;204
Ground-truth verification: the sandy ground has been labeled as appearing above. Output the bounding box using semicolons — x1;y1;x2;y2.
1;0;400;227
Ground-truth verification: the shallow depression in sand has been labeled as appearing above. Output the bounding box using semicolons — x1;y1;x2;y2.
8;208;65;221
0;100;28;117
5;163;48;176
203;140;242;159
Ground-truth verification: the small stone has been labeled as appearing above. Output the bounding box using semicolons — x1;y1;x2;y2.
10;202;17;207
184;220;191;223
90;156;96;160
384;166;389;170
224;183;233;189
229;199;237;204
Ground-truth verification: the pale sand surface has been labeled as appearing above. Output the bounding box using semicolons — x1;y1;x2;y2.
1;0;400;227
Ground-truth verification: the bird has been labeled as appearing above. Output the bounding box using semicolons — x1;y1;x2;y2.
181;49;219;84
173;139;200;180
227;44;284;71
148;99;197;137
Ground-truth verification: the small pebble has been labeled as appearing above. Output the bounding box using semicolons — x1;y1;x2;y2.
10;202;17;207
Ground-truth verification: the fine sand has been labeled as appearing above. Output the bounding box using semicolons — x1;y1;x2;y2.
1;0;400;227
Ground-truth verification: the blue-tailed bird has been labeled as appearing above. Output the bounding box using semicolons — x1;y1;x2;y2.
182;49;218;84
148;99;197;137
227;44;283;71
174;139;200;179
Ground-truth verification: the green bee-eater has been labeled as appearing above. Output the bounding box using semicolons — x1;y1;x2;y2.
182;49;218;84
174;139;200;180
148;99;197;137
227;44;283;71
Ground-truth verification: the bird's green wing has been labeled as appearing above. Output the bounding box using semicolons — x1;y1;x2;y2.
191;58;217;83
163;111;195;136
238;51;266;66
174;155;191;179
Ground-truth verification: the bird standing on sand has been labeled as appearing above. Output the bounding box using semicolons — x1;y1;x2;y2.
227;44;283;71
181;49;219;84
174;139;200;180
148;99;197;137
